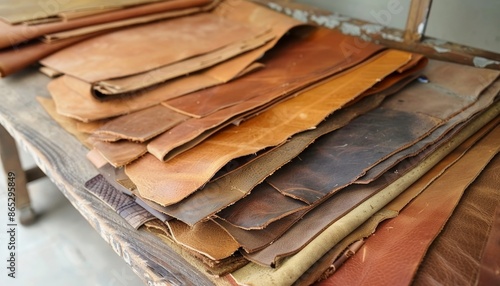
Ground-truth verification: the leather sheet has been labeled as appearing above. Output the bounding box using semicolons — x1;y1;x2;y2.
413;154;500;286
240;100;500;267
0;0;215;48
296;115;500;286
93;104;190;142
84;174;155;229
41;12;264;83
163;28;384;118
166;219;239;261
125;49;412;207
158;64;424;226
323;124;500;286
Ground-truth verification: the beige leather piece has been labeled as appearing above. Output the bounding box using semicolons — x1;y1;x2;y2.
39;67;63;78
93;105;190;142
0;0;214;48
94;29;275;95
36;96;92;149
40;13;263;83
325;125;500;286
298;115;500;286
0;0;164;24
166;219;240;261
125;50;412;206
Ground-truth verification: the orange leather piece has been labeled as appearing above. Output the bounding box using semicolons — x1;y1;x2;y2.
322;124;500;286
125;49;412;206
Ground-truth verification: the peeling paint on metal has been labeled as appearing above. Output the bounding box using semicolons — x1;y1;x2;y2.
433;46;450;53
267;2;283;12
381;33;404;42
341;22;361;36
473;56;500;68
310;14;341;29
361;24;383;34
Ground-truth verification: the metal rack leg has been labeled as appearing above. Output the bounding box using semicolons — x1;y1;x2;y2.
0;124;38;225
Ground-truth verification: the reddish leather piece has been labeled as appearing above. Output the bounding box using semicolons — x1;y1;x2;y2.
164;28;384;118
93;104;190;142
41;12;262;82
324;125;500;286
413;154;500;286
267;108;442;204
216;182;308;230
0;0;214;48
0;34;92;77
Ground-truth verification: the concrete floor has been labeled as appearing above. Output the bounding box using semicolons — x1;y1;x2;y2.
0;144;144;286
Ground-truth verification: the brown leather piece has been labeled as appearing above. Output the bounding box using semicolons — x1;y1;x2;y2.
0;0;214;48
267;108;442;204
413;154;500;286
477;205;500;285
298;115;500;286
164;27;384;118
166;219;239;261
125;50;412;207
324;125;500;286
214;210;307;253
41;12;263;83
0;34;93;77
93;104;190;142
242;99;500;267
150;71;421;226
216;182;308;230
84;174;155;229
356;77;500;183
89;137;147;167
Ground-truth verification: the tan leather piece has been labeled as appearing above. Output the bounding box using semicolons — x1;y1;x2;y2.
125;49;412;206
297;116;500;286
324;125;500;286
477;204;500;285
413;154;500;286
89;137;148;167
94;29;275;95
0;0;166;24
76;120;108;134
0;34;93;77
230;108;499;286
93;104;190;142
166;219;240;261
41;12;263;83
163;28;383;118
0;0;214;48
36;96;92;149
157;73;420;226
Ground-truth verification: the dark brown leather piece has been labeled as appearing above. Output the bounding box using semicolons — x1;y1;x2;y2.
242;98;500;267
214;210;307;253
216;182;308;230
324;125;500;286
93;104;190;142
152;72;421;226
125;50;412;207
163;27;384;118
41;12;263;82
84;174;155;229
356;78;500;183
477;205;500;285
413;154;500;286
267;107;442;204
0;0;214;48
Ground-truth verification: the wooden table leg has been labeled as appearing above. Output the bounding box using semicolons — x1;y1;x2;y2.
0;124;38;225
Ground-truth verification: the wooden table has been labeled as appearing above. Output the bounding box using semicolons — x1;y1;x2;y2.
0;67;218;286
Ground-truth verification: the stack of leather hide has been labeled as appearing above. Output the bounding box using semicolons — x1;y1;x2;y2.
13;0;499;284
